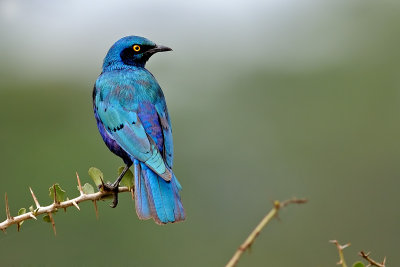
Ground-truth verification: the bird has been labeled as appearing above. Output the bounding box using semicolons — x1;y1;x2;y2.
92;36;185;224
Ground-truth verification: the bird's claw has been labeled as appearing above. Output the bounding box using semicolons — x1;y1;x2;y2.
102;183;119;208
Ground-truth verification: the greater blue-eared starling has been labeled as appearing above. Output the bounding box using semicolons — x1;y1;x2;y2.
92;36;185;224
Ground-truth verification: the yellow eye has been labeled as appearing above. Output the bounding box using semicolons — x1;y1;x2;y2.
133;45;141;52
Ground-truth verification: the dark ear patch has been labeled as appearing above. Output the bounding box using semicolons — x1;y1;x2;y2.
120;48;135;65
120;45;157;66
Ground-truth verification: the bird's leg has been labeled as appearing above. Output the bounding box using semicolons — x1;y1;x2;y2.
103;163;132;208
112;164;131;188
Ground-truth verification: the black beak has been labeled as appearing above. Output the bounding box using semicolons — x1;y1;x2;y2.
144;45;172;56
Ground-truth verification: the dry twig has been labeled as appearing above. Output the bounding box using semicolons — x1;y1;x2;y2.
330;240;351;267
225;198;307;267
359;251;386;267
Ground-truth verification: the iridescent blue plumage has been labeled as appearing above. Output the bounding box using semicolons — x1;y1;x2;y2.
93;36;184;224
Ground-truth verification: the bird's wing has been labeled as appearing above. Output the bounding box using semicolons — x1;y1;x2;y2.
95;82;172;181
155;103;174;168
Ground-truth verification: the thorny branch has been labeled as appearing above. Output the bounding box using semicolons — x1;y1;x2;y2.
331;240;386;267
359;251;386;267
225;198;307;267
330;240;351;267
0;173;132;235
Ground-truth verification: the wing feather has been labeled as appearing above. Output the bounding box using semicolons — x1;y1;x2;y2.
95;76;171;181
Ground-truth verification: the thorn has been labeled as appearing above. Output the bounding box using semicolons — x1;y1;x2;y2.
93;200;99;219
76;172;84;195
17;223;21;232
48;213;56;236
5;193;12;221
1;228;6;234
29;213;37;220
71;200;80;211
98;176;106;192
131;188;134;200
53;184;58;204
29;187;40;208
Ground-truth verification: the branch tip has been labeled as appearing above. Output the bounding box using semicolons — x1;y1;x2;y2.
280;198;308;208
330;240;350;267
1;177;131;234
225;197;307;267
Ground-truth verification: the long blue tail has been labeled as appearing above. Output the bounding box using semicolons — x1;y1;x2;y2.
134;159;185;224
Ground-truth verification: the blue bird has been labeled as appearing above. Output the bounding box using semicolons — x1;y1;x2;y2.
92;36;185;224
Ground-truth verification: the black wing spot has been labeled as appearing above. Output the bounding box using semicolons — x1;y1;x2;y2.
109;124;124;132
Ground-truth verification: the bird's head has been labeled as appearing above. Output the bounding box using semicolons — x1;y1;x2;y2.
102;36;172;71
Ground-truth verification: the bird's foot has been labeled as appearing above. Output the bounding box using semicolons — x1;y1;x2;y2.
102;182;120;208
101;163;132;208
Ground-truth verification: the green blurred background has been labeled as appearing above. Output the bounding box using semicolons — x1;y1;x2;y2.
1;0;399;266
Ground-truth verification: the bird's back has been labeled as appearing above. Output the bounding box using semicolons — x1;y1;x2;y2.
95;68;165;105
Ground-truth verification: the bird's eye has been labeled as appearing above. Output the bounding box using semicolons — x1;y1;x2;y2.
133;45;141;52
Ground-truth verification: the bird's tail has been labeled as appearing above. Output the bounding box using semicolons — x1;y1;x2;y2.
133;159;185;224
